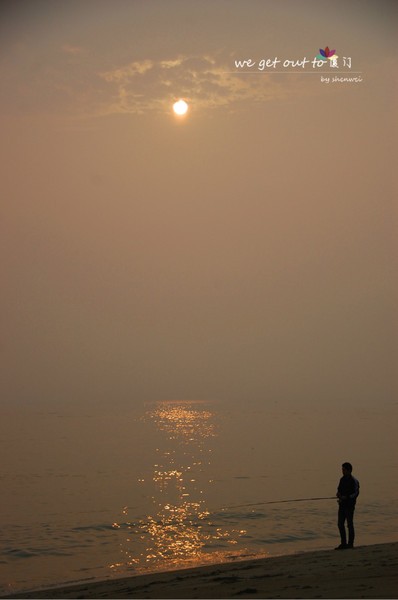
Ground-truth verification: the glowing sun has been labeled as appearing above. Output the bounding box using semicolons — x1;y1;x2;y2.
173;99;189;116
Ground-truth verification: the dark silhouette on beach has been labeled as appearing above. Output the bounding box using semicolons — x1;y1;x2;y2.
336;461;360;549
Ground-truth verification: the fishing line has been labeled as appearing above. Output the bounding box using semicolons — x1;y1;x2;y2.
219;496;336;511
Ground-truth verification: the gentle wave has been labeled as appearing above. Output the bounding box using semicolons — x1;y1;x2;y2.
71;524;116;532
4;548;74;559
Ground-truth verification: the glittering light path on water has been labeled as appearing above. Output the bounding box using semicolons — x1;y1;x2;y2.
109;402;252;575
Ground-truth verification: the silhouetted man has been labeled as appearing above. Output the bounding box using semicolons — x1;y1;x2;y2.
336;462;360;549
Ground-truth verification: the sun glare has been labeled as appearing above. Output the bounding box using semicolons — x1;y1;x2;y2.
173;99;188;116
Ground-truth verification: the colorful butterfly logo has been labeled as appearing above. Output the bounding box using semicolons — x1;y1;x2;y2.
316;47;338;61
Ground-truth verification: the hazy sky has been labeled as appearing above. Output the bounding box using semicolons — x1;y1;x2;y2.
1;0;397;410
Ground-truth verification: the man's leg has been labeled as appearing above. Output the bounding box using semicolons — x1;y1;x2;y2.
346;505;355;547
337;505;347;546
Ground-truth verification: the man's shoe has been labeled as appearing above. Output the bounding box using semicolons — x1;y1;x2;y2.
346;543;354;549
335;544;348;550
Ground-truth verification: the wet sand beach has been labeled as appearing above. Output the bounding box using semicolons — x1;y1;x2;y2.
4;541;397;599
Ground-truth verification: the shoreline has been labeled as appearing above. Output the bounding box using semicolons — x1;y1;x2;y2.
3;541;398;599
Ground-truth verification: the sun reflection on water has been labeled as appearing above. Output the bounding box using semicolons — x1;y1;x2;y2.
110;401;247;574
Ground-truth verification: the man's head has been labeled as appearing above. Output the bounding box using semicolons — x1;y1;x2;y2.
342;462;353;475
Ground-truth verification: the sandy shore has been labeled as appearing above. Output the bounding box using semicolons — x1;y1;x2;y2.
4;542;398;599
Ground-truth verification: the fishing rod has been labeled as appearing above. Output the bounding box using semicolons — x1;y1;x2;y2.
218;496;336;511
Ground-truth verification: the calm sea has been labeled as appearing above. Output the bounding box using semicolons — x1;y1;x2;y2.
1;400;397;595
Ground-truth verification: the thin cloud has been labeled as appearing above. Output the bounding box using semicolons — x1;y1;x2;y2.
0;49;303;118
61;44;86;56
97;53;286;116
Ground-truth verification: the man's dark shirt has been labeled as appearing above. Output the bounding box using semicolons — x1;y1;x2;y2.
337;474;360;505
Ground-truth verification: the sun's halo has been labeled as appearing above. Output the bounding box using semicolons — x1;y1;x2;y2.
173;99;188;116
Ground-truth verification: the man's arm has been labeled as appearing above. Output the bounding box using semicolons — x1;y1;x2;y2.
336;477;344;500
349;477;360;500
